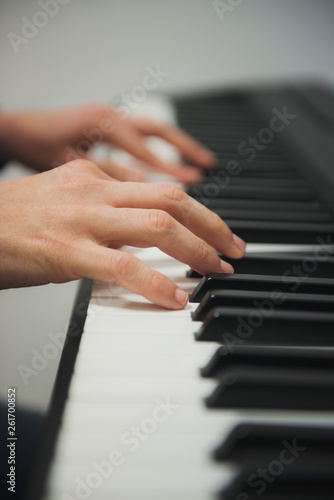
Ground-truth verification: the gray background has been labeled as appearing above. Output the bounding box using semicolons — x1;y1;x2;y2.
1;0;334;412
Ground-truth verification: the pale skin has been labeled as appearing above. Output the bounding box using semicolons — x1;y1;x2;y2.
0;104;216;182
0;105;246;309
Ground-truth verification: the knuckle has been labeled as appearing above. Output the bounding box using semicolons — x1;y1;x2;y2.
56;172;101;200
59;159;100;176
197;239;212;263
57;173;82;193
68;158;87;170
160;183;185;203
113;252;135;280
220;219;234;244
147;209;173;233
53;161;78;181
58;160;78;173
209;210;233;239
212;211;224;232
146;270;166;294
59;173;87;192
77;159;100;174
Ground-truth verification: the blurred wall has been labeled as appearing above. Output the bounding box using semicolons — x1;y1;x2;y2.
1;0;334;412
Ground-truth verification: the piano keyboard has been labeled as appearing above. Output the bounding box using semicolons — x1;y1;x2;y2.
27;83;334;500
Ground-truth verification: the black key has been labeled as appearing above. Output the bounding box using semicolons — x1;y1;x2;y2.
225;220;334;244
223;253;334;276
196;199;326;212
214;208;331;222
190;273;334;303
192;290;334;321
188;252;334;279
219;464;334;500
205;367;334;410
213;422;334;465
187;184;314;201
215;153;290;162
219;171;298;180
204;142;285;154
188;270;205;280
201;345;334;378
205;161;294;173
195;307;334;346
181;128;270;138
208;170;297;179
204;176;307;188
178;116;263;125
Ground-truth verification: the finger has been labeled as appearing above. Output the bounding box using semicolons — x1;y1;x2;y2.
128;117;217;167
93;158;146;182
92;207;234;275
102;182;247;258
73;243;189;310
101;118;204;183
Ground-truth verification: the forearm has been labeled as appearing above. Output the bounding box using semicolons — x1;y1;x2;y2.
0;110;55;171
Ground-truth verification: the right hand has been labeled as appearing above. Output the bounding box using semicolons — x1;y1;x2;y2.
0;160;246;309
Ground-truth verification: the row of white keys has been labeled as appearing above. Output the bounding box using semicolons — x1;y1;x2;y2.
45;246;334;500
45;248;237;500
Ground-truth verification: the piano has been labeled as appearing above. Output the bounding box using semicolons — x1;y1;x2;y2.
26;82;334;500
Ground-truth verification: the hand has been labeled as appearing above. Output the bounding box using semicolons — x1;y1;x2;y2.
0;160;246;309
0;105;216;182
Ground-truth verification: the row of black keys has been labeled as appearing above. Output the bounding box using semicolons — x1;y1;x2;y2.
189;252;334;411
188;253;334;498
178;97;334;498
214;421;334;499
178;102;334;244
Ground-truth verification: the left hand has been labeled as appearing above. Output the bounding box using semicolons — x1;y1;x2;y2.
0;104;216;182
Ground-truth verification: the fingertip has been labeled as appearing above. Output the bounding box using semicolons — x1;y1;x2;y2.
177;166;203;184
196;148;217;166
232;233;247;255
220;260;234;274
174;288;189;309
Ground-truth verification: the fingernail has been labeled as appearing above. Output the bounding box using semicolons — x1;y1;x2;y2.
221;260;234;274
175;288;189;307
233;233;247;254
